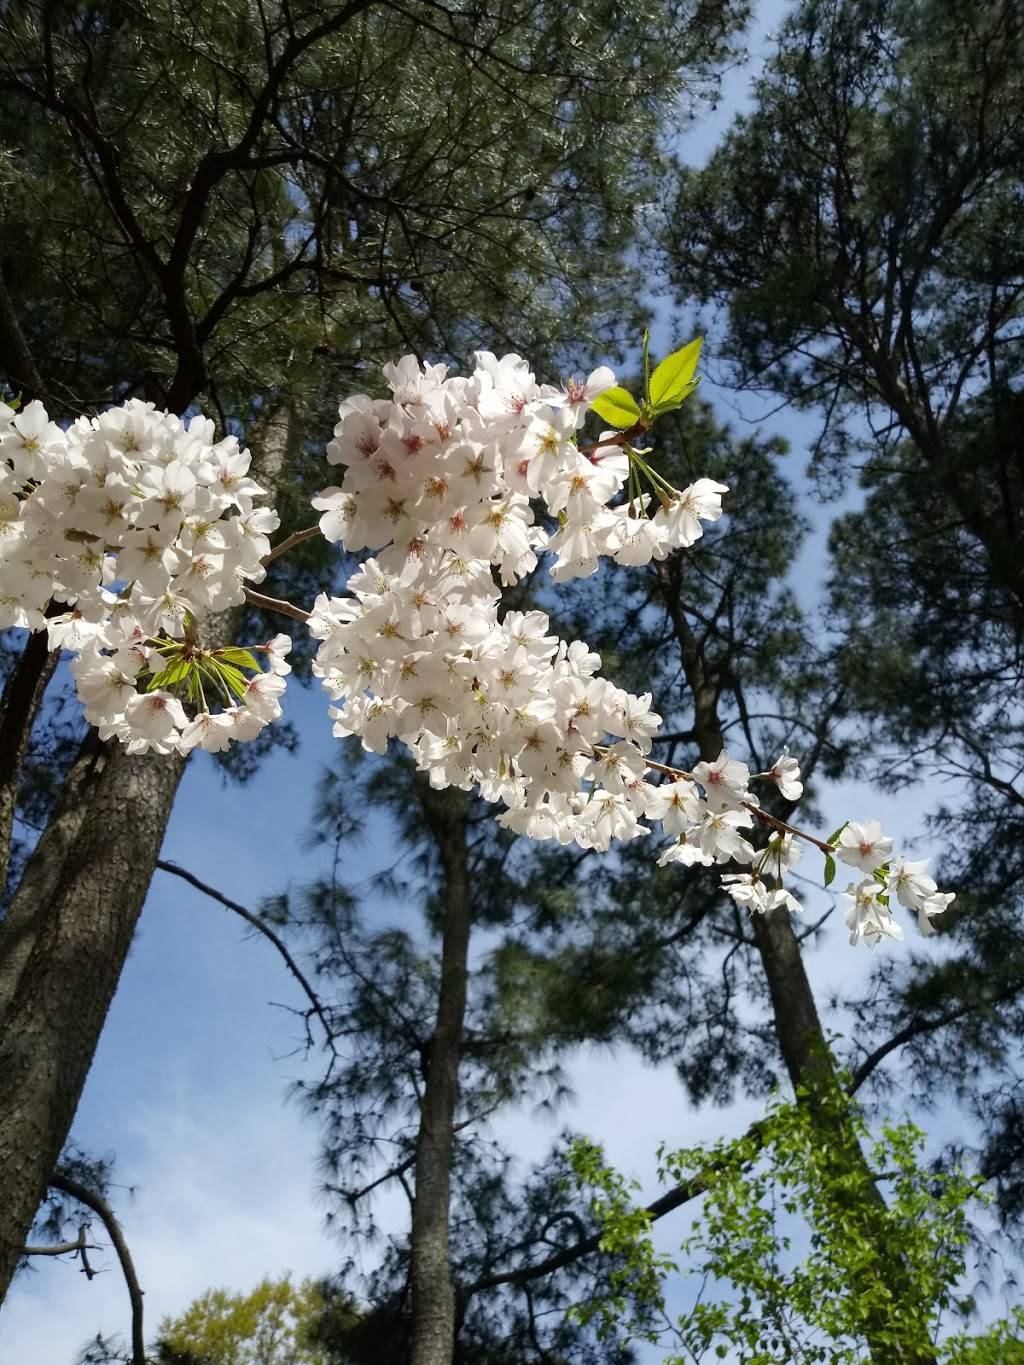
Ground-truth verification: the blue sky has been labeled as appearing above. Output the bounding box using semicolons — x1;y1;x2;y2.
0;2;998;1359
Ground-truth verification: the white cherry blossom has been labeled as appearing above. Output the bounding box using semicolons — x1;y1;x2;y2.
837;820;895;874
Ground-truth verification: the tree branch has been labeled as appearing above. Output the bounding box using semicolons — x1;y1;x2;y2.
155;859;336;1056
23;1225;99;1261
261;524;323;566
464;1120;766;1298
48;1175;145;1365
242;587;312;623
0;260;45;401
847;984;1019;1095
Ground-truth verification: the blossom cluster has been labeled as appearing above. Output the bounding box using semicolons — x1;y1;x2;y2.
657;754;954;945
0;348;956;945
307;353;953;945
0;397;289;753
311;353;728;582
835;822;955;946
308;353;721;847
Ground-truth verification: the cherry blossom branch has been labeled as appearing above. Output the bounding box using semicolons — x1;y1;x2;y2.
261;524;322;565
576;424;645;457
242;586;311;623
640;755;834;854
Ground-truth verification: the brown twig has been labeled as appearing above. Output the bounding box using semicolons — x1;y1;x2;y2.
242;586;312;623
23;1224;99;1262
261;524;323;566
641;754;834;855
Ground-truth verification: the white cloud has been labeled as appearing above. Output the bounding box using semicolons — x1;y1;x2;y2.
0;1084;335;1365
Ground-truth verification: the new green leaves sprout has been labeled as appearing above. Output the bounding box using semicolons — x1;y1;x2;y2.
588;336;703;430
647;336;702;415
588;385;644;429
567;1080;1005;1364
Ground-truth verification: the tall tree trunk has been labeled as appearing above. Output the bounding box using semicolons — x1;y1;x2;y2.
0;745;186;1300
0;733;104;1032
409;788;472;1365
0;627;58;893
658;560;936;1365
0;407;295;1307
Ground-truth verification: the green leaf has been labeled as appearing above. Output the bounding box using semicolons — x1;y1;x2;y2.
648;390;701;420
649;337;702;406
211;659;252;700
642;329;652;402
824;853;837;888
146;657;191;692
215;647;262;673
589;385;642;429
826;820;849;847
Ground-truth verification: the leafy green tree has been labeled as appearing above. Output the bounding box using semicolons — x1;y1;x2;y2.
154;1276;342;1365
569;1077;1024;1363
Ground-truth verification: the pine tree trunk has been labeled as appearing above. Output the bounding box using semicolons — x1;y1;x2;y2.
0;733;105;1034
0;627;58;894
0;745;186;1302
659;562;936;1365
0;407;294;1308
409;789;472;1365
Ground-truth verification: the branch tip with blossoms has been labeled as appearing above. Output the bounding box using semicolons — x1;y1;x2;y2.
0;340;953;947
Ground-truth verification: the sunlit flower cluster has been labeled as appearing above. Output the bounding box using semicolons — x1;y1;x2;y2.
0;397;288;753
308;352;723;850
311;352;728;581
307;354;952;943
0;349;956;944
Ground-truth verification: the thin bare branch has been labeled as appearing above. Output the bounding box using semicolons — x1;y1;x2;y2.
48;1174;145;1365
156;859;336;1057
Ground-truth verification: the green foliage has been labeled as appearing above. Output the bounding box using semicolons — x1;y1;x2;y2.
568;1077;1020;1364
138;639;270;710
591;336;703;430
156;1276;341;1365
0;0;750;420
567;1140;676;1345
647;338;702;415
590;386;644;429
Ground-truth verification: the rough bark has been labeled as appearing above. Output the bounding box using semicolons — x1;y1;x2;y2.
409;790;472;1365
0;406;295;1310
0;745;186;1303
0;626;58;892
0;733;104;1033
